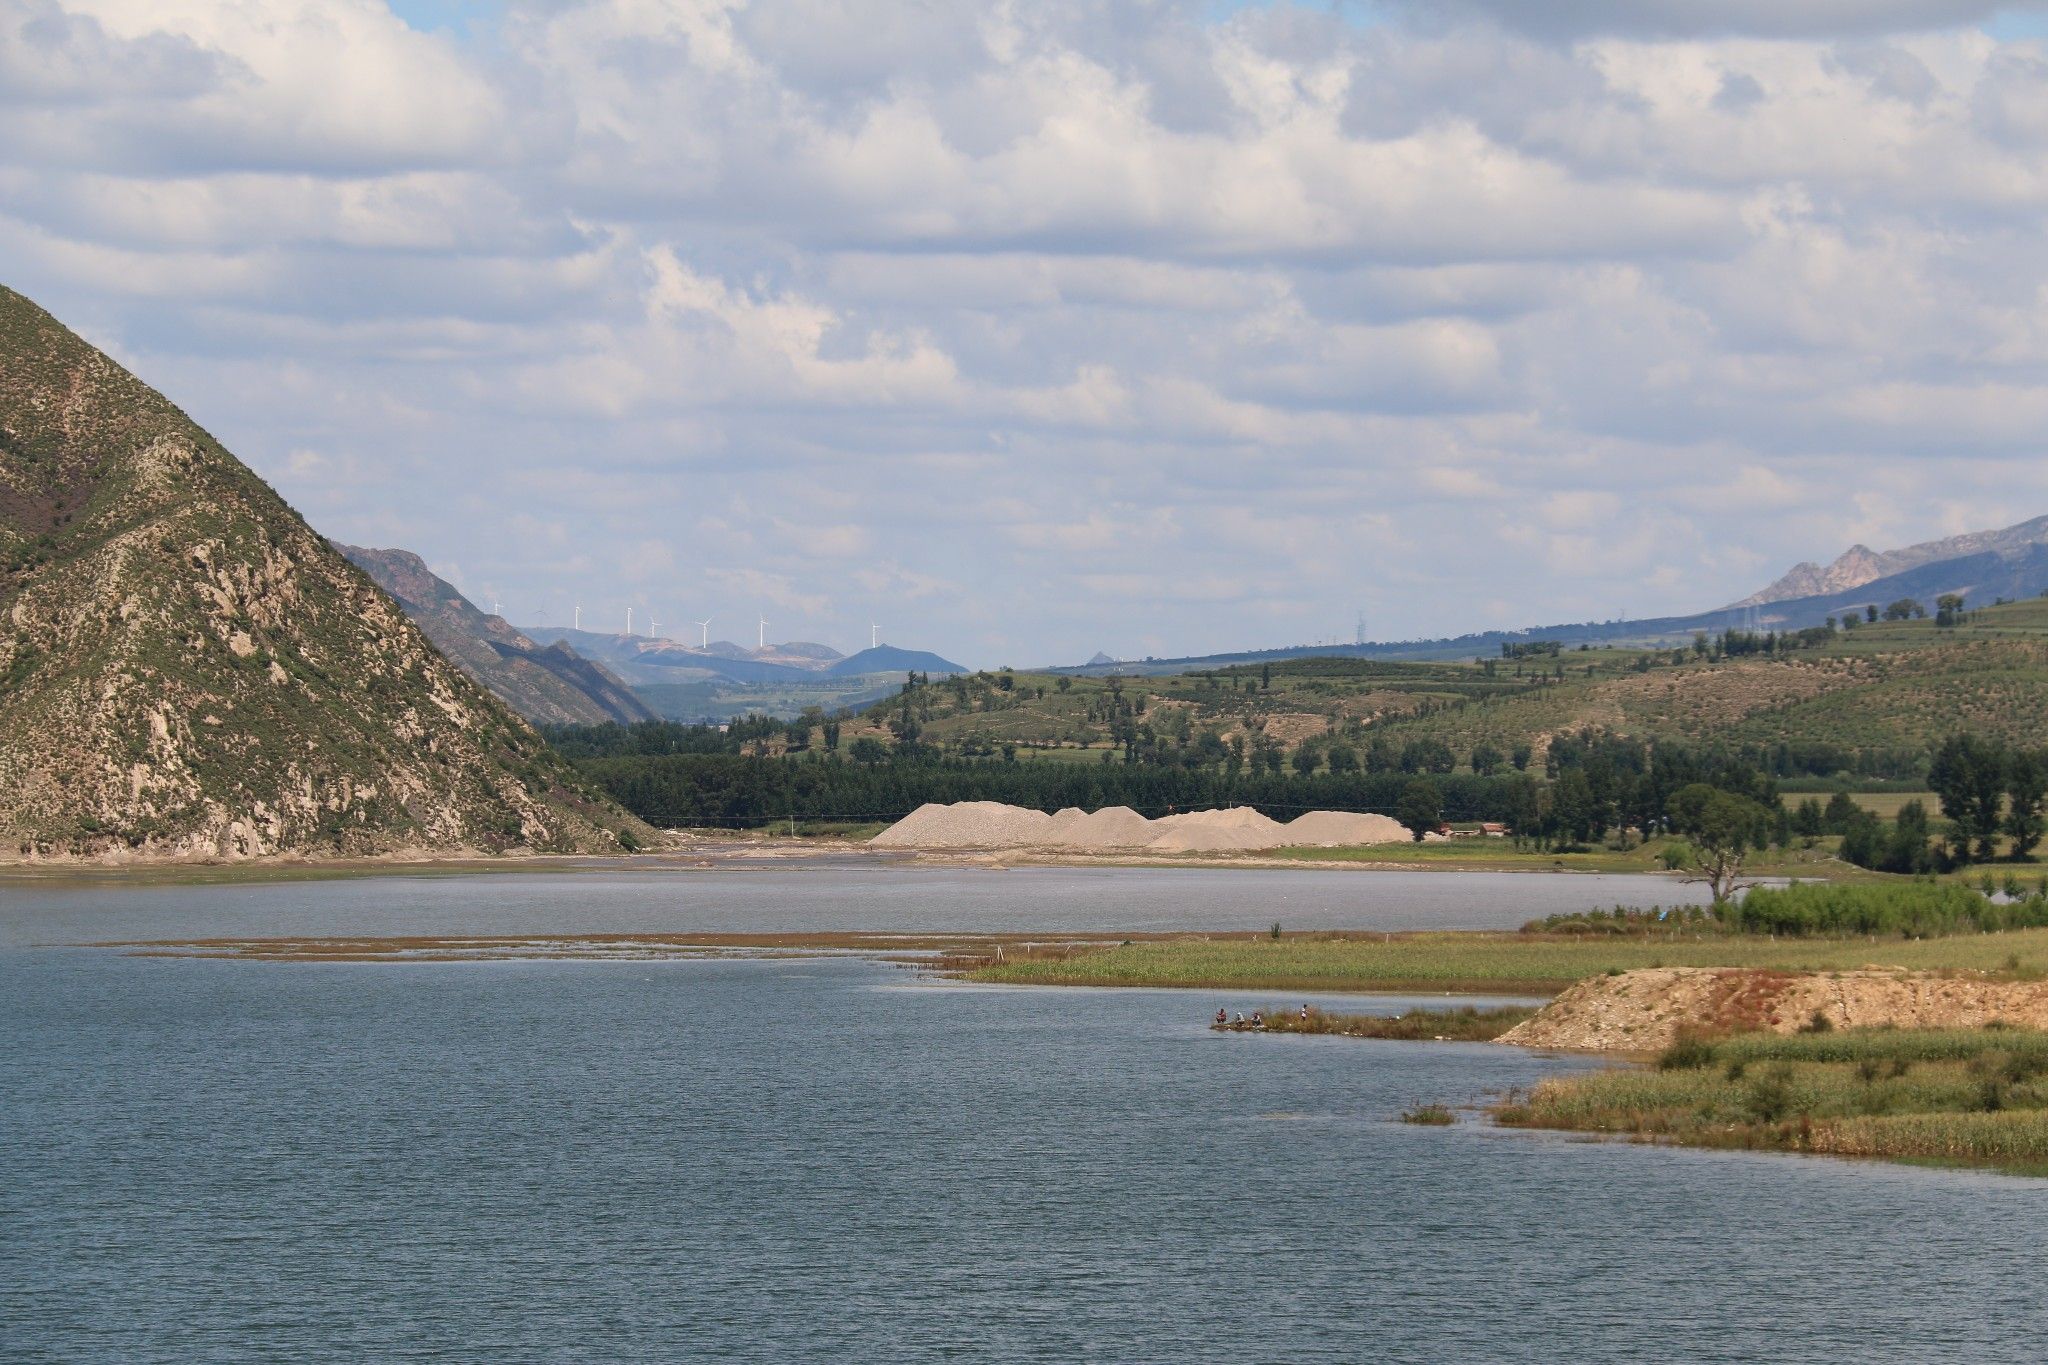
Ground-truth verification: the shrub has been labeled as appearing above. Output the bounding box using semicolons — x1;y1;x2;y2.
1658;1030;1718;1071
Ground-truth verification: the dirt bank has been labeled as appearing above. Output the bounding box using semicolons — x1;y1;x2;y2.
1500;966;2048;1053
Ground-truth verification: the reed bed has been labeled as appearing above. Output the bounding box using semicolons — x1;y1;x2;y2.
1215;1004;1537;1041
1495;1026;2048;1173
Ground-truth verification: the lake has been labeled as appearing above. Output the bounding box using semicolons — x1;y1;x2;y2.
6;866;2044;1362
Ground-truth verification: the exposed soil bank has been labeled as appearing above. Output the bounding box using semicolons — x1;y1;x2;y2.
1501;967;2048;1053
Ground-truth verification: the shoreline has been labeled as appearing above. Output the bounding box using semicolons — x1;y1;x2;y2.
0;831;1742;886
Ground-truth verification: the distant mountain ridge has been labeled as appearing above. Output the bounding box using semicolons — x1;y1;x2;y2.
0;285;644;859
1731;515;2048;608
339;546;656;727
523;627;965;686
1051;517;2048;675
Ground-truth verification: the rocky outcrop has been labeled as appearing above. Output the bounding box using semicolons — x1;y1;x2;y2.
1732;515;2048;608
0;285;651;861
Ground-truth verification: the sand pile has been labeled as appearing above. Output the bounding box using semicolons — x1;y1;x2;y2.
1147;807;1289;852
868;801;1055;849
870;801;1410;852
1282;810;1410;847
1058;806;1160;849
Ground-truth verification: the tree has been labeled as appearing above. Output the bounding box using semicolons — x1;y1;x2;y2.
1549;769;1601;847
1510;743;1533;772
2007;751;2047;861
1260;664;1271;691
1470;742;1504;775
1822;790;1862;834
1326;744;1360;774
1882;598;1923;622
1395;780;1441;842
1936;593;1967;627
1290;746;1319;777
1791;797;1824;841
1667;782;1772;902
1865;603;1878;624
1928;734;2006;862
849;736;888;764
1055;676;1072;693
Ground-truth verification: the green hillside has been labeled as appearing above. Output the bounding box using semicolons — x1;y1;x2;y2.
847;598;2048;778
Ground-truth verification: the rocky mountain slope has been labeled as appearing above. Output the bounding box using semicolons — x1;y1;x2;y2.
0;285;648;860
339;545;655;727
1732;514;2048;608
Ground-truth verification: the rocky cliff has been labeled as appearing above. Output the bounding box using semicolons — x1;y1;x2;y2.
0;285;649;860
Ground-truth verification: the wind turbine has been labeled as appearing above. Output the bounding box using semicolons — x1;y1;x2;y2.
870;621;879;649
573;603;581;631
648;612;660;639
757;615;768;651
491;596;502;618
695;616;712;648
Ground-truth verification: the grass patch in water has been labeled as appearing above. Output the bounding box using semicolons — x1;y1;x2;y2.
1401;1104;1456;1126
1497;1026;2048;1173
1214;1004;1537;1041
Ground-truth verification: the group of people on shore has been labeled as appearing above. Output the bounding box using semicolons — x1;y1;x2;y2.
1212;1004;1312;1031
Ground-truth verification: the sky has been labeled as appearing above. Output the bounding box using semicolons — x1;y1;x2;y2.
9;2;2048;666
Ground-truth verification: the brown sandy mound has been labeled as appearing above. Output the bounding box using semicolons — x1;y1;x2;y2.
1500;967;2048;1053
1283;810;1409;846
868;801;1055;849
1145;807;1288;852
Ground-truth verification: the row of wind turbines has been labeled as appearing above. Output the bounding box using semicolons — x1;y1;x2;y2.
537;601;881;653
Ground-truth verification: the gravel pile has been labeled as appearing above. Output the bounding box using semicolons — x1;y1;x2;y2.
868;801;1055;849
1057;806;1161;848
1146;807;1289;852
870;802;1410;852
1282;810;1410;846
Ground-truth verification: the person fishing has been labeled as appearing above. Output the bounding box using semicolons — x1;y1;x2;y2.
1215;1007;1228;1026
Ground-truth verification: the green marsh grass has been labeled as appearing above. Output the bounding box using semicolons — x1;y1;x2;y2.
965;927;2048;995
1501;1027;2048;1172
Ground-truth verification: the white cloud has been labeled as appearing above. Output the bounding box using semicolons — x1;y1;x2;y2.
10;0;2048;663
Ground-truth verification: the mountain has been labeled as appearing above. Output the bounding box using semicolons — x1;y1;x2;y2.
523;628;820;684
826;645;967;676
521;629;963;685
338;547;656;727
1732;515;2048;608
0;285;646;860
1085;651;1118;666
1045;520;2048;676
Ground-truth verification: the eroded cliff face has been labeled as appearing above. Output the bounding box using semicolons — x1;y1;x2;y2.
0;285;648;860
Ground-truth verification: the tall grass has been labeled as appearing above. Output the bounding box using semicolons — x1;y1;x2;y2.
1500;1026;2048;1172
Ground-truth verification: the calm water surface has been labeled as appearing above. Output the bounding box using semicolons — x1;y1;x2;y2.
5;868;2043;1362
